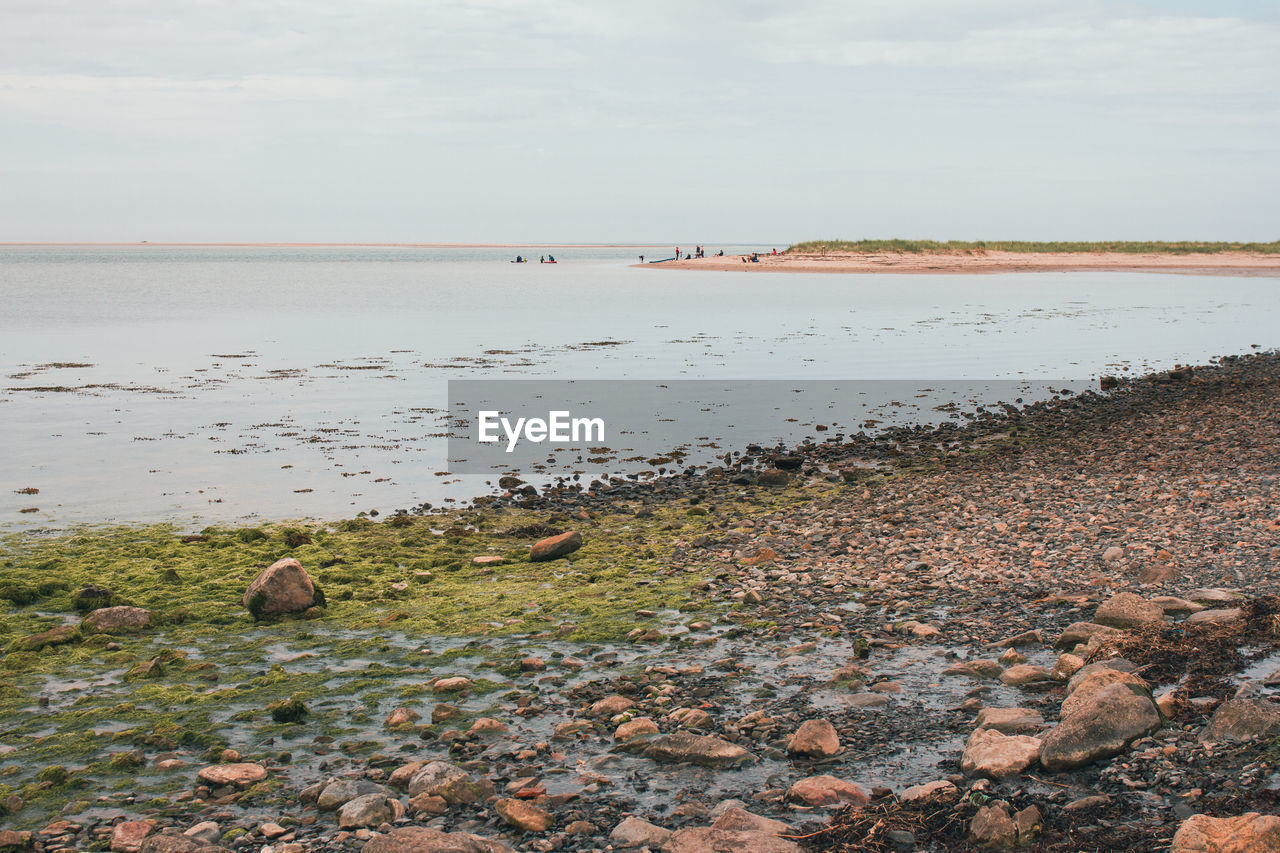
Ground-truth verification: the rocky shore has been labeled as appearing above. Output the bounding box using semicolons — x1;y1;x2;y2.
2;352;1279;852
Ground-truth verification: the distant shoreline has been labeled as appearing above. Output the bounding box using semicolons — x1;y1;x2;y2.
649;250;1280;276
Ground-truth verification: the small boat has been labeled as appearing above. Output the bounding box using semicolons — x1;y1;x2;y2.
647;257;677;263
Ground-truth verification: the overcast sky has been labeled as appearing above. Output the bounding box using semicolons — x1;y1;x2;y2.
2;1;1277;243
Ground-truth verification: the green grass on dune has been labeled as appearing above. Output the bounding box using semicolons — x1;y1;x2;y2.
787;239;1280;255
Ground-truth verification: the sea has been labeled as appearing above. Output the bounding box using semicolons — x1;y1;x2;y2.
1;244;1276;530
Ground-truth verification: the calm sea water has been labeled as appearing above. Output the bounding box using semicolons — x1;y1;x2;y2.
1;245;1276;529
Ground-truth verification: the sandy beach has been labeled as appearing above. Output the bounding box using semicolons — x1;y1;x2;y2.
655;250;1280;276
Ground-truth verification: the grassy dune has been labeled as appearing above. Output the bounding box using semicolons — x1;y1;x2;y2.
787;239;1280;255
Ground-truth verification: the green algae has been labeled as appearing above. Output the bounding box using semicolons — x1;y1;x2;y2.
0;487;830;829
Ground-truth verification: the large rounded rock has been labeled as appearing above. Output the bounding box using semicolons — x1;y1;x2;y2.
1095;592;1164;629
338;794;400;829
82;606;152;634
786;719;840;758
1171;812;1280;852
242;558;318;616
1062;668;1151;717
1040;683;1161;771
529;531;582;562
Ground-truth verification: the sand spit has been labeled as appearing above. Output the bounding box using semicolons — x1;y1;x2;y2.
655;250;1280;276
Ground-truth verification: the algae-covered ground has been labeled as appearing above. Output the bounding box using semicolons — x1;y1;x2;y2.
0;488;815;830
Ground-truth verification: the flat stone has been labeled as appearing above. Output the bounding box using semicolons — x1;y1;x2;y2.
493;798;553;833
961;728;1041;779
711;808;793;835
899;780;959;803
661;827;801;853
1200;696;1280;743
359;826;513;853
974;707;1045;734
111;821;154;853
529;531;582;562
590;695;635;717
999;664;1054;686
988;629;1043;649
196;763;266;788
1151;596;1203;614
9;625;80;652
1055;622;1121;649
785;775;869;807
609;817;671;849
943;659;1005;679
138;836;225;853
1094;592;1164;629
82;606;152;634
183;823;221;844
642;733;755;768
1186;588;1243;605
1186;608;1243;626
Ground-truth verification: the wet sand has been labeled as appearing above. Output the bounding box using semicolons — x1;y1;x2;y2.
654;250;1280;276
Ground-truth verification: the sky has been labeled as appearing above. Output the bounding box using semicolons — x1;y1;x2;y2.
1;0;1278;243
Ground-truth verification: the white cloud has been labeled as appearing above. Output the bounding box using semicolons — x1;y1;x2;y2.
0;1;1276;239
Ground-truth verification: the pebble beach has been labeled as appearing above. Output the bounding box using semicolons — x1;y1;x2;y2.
2;351;1279;852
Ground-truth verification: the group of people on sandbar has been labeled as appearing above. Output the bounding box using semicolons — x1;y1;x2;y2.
640;246;725;263
511;254;555;263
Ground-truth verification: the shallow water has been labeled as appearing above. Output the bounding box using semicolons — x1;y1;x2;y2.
0;611;1056;825
2;245;1276;529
